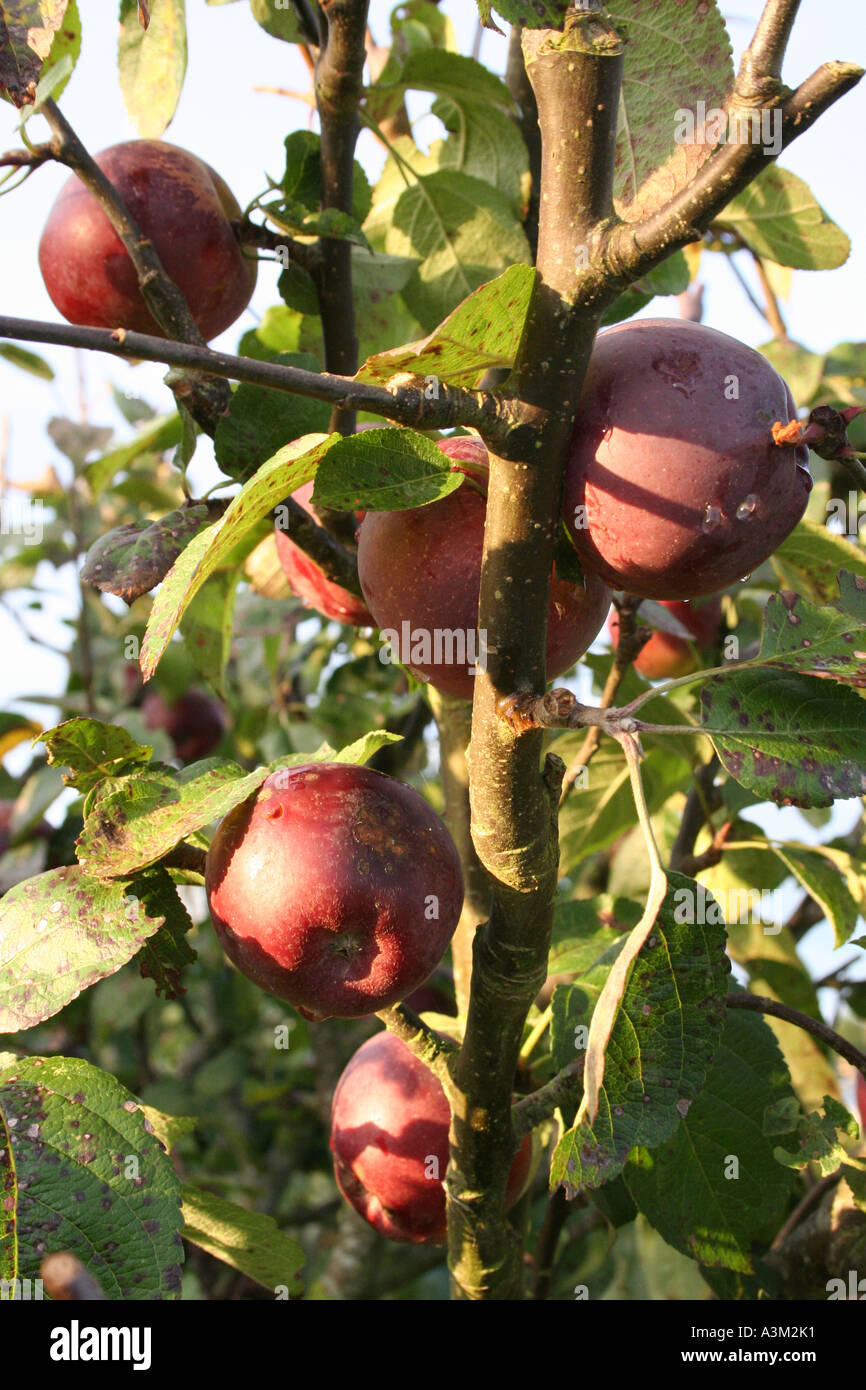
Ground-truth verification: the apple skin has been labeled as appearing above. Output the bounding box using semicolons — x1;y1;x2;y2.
330;1030;533;1244
608;596;723;680
357;436;612;699
563;319;812;599
205;763;464;1020
38;140;257;342
141;689;226;763
274;480;373;626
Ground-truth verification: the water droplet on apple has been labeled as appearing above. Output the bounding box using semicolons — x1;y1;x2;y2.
736;493;758;520
701;504;722;533
739;573;752;582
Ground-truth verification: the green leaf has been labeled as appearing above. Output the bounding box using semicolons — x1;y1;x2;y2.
0;865;165;1032
118;0;187;139
181;1183;304;1292
249;0;301;43
133;865;196;999
772;845;860;948
476;1;568;29
717;167;850;271
179;563;240;697
0;0;72;106
758;340;826;410
312;427;466;511
624;1008;797;1272
366;155;530;332
701;667;866;808
549;895;639;977
75;760;272;879
237;303;303;360
550;875;730;1193
85;413;184;496
41;717;153;793
355;264;535;388
81;504;219;605
771;523;866;606
607;0;733;221
756;584;866;686
214;353;331;481
0;343;55;379
141;434;331;678
330;731;403;765
772;1095;860;1176
39;0;79;100
276;130;372;224
262;198;371;248
0;712;42;759
0;1056;183;1298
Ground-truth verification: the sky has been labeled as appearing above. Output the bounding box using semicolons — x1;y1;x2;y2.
0;0;865;999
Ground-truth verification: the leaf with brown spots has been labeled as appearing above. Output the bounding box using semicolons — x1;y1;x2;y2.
41;717;153;794
757;581;866;688
0;1055;183;1298
355;264;536;389
701;667;866;808
0;866;165;1033
624;1007;797;1273
549;874;730;1194
0;0;71;106
81;505;222;607
132;866;196;999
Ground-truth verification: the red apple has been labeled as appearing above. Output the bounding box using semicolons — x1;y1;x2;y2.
357;436;612;699
608;596;723;680
563;319;812;599
274;480;373;626
205;762;464;1020
38;140;257;341
330;1030;533;1244
141;689;226;763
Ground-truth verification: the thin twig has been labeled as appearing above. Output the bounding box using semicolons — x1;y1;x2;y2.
726;992;866;1079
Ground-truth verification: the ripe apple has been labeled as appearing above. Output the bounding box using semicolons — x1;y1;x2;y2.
141;689;226;763
608;596;723;680
274;480;373;626
330;1030;533;1243
563;319;812;599
38;140;257;341
205;762;463;1020
357;436;612;699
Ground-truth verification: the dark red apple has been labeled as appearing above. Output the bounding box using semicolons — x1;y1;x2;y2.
205;762;463;1020
608;596;723;680
563;319;812;599
330;1030;533;1244
357;436;612;699
141;689;226;763
274;480;373;626
38;140;257;341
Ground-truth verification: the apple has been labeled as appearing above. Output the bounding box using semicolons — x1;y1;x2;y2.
205;762;463;1020
141;689;226;763
330;1030;533;1244
563;319;812;599
38;140;257;342
357;436;612;699
608;596;723;680
274;480;373;626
